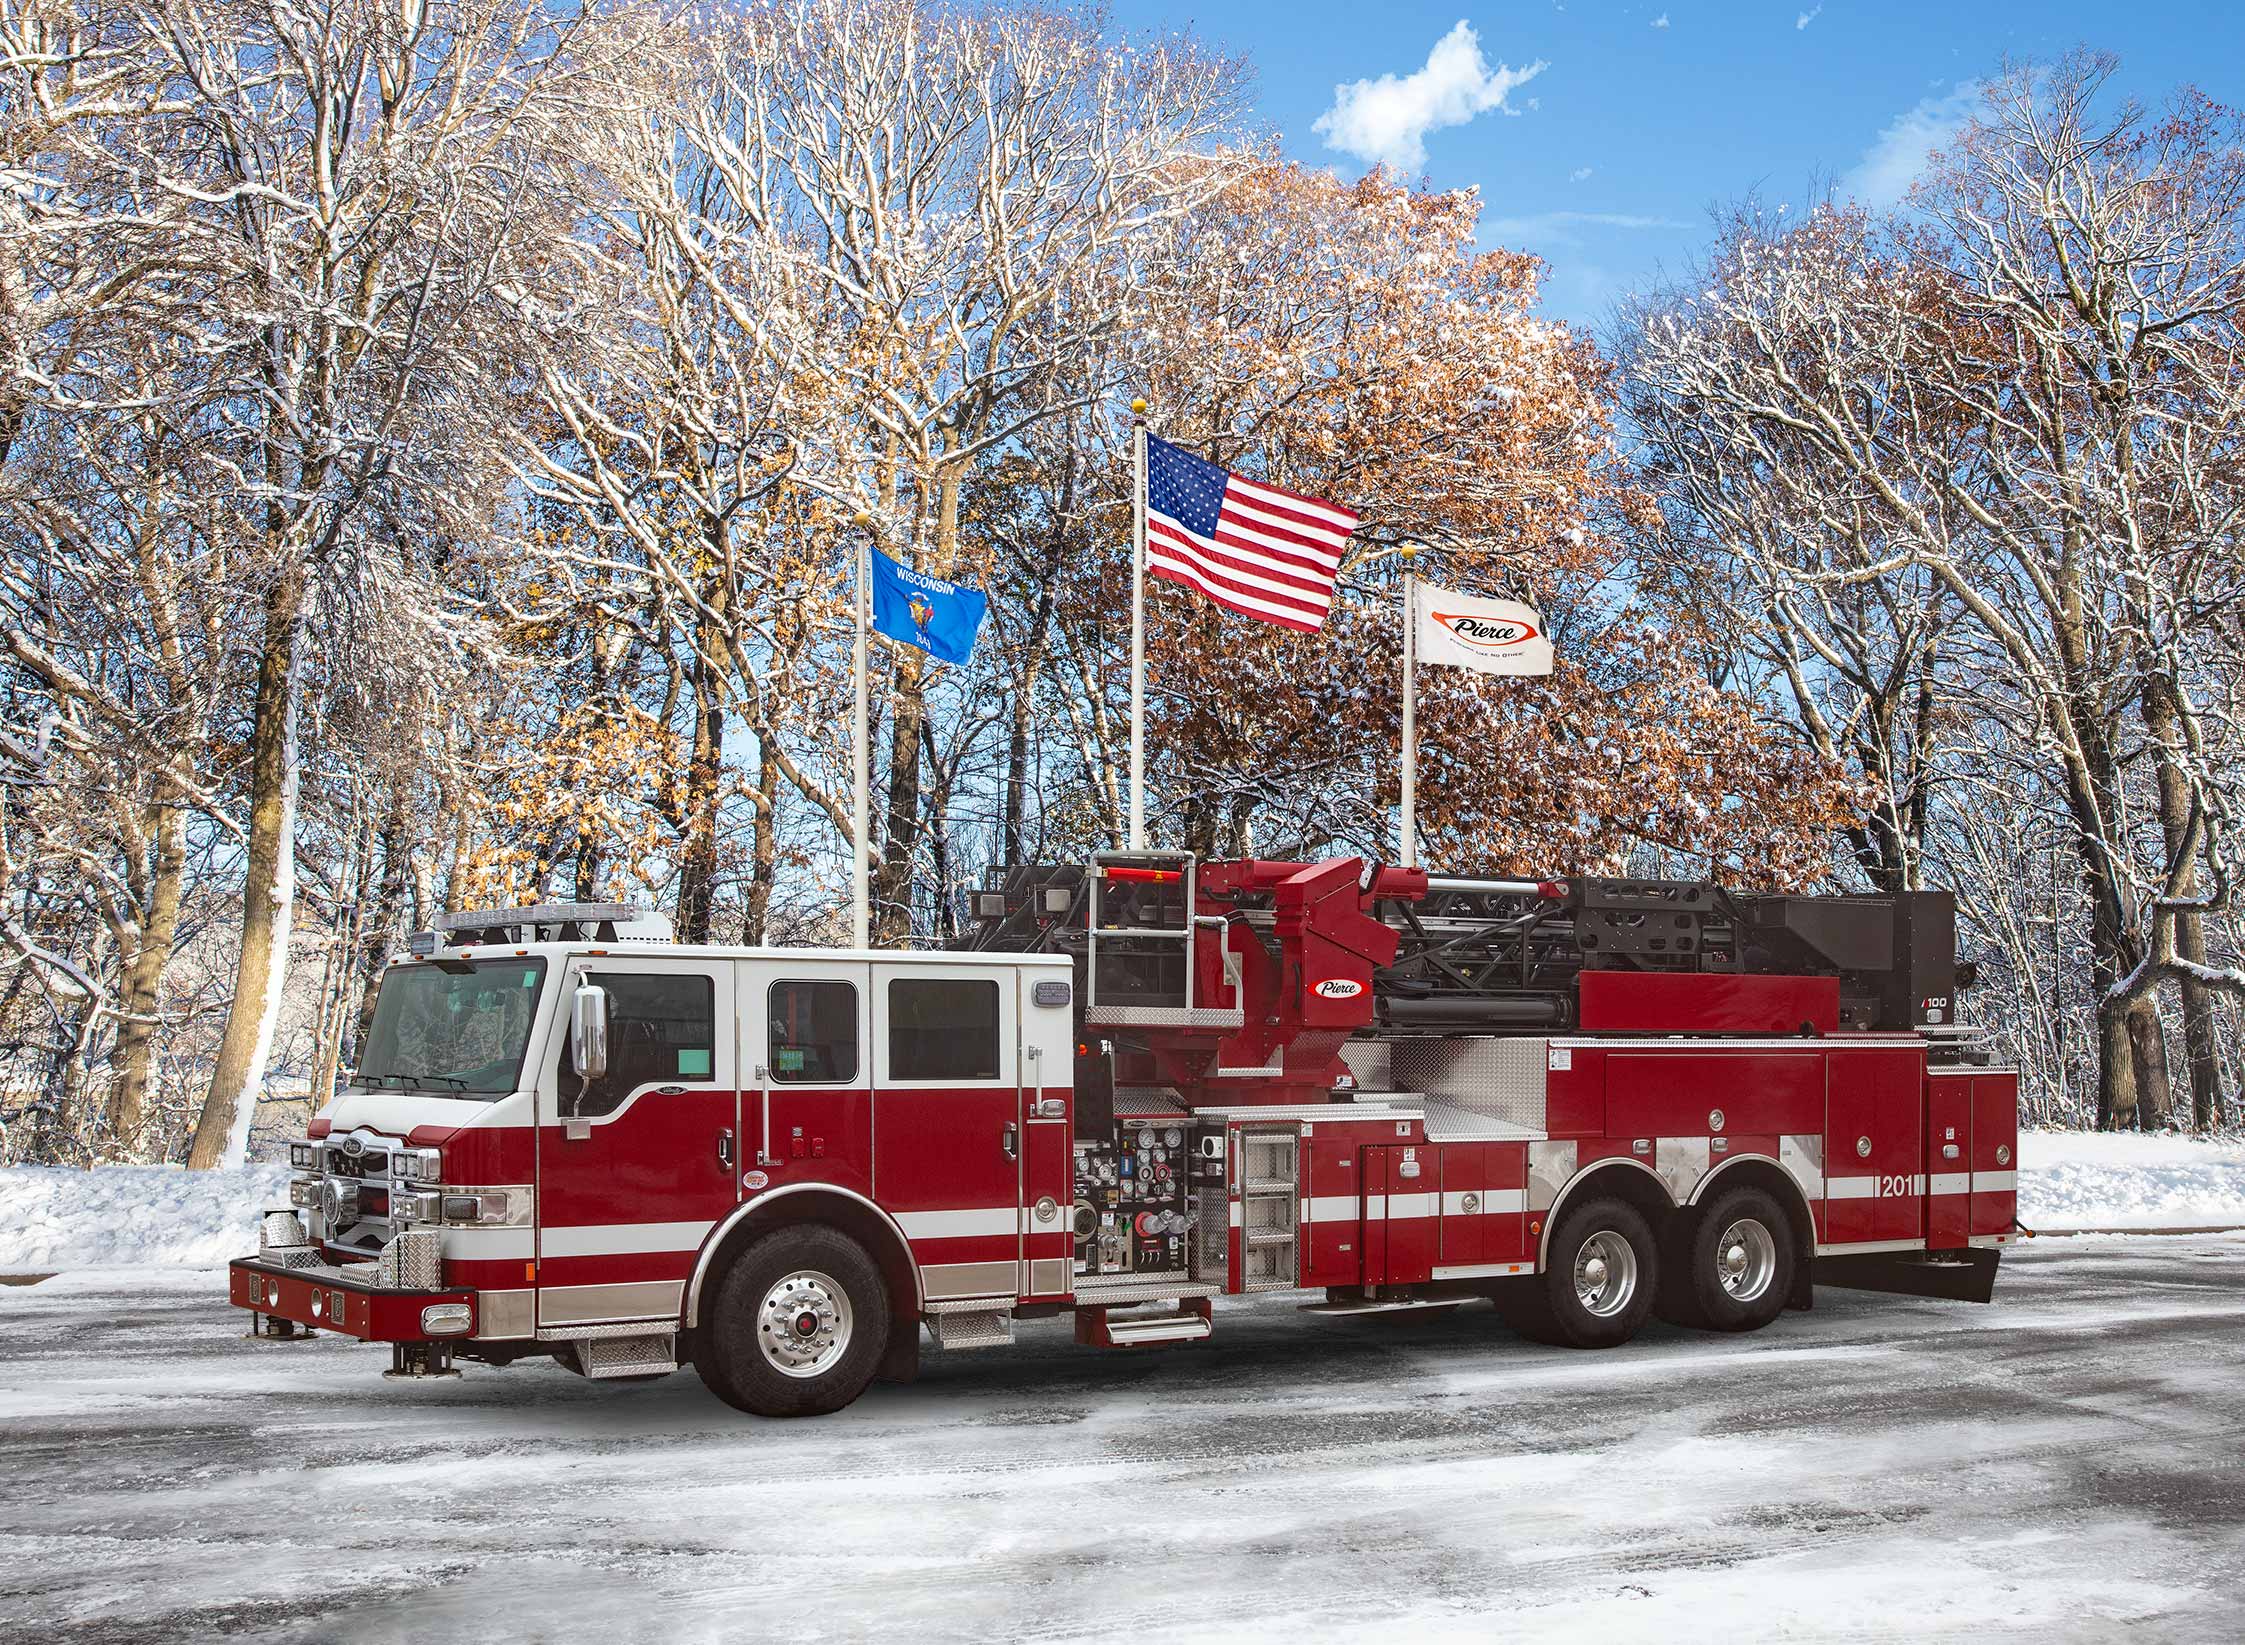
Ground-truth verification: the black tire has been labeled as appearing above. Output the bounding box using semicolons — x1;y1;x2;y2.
1678;1186;1796;1333
1509;1195;1659;1348
696;1224;891;1417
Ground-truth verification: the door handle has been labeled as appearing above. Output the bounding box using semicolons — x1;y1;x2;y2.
1001;1122;1018;1161
717;1128;735;1170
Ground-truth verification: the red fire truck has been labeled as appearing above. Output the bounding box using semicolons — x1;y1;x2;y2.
229;853;2018;1417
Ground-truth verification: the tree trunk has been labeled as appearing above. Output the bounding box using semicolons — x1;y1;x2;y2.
875;644;927;942
108;799;186;1151
188;569;308;1169
355;789;414;1051
2142;671;2226;1129
2125;998;2174;1131
1004;546;1062;866
2177;917;2225;1130
2093;991;2137;1131
745;736;779;945
672;647;725;943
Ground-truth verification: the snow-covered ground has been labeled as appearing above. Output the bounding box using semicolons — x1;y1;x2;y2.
2;1236;2242;1642
0;1163;288;1269
4;1132;2241;1275
2017;1130;2245;1230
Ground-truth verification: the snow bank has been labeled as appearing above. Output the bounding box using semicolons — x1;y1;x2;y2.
2019;1130;2245;1230
3;1131;2241;1272
0;1165;288;1270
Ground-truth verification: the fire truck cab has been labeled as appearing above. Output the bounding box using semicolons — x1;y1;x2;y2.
230;856;2019;1418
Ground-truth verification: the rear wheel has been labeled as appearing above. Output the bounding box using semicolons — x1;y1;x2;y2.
697;1224;890;1417
1678;1186;1795;1333
1509;1196;1658;1348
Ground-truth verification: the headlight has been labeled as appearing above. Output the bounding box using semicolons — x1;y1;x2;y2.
288;1178;320;1209
391;1189;443;1223
441;1190;528;1226
389;1147;443;1184
420;1303;472;1336
290;1141;319;1169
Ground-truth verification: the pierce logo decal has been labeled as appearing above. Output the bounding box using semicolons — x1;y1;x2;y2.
1312;978;1364;999
1432;612;1542;652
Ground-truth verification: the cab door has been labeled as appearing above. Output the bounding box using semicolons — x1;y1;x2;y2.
536;956;737;1328
742;958;872;1199
871;961;1023;1303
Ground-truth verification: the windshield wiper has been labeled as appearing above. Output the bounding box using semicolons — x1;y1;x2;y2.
358;1072;412;1091
413;1074;470;1092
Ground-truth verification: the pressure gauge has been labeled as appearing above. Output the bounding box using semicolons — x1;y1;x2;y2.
1165;1128;1183;1147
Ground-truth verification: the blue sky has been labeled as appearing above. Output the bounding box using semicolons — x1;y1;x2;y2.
1134;0;2245;332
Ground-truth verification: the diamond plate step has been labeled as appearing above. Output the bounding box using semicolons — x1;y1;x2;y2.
925;1308;1015;1350
572;1332;677;1379
1071;1276;1221;1305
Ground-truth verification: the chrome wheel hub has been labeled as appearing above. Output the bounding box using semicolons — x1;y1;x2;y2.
1715;1217;1777;1303
756;1269;853;1379
1573;1229;1639;1318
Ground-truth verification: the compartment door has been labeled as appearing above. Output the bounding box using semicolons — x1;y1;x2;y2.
1924;1073;1973;1250
1367;1146;1435;1285
1824;1047;1926;1245
1971;1072;2019;1238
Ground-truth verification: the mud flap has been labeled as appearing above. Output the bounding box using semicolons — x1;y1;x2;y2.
1814;1247;1999;1303
879;1319;922;1384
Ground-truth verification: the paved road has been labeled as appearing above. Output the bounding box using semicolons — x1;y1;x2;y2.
3;1235;2242;1643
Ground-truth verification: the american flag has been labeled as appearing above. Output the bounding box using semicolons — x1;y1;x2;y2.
1143;434;1357;633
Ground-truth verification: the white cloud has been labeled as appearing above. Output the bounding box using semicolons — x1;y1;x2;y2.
1844;81;1981;207
1796;4;1821;26
1313;21;1548;171
1651;12;1670;27
1569;166;1594;182
1482;209;1693;249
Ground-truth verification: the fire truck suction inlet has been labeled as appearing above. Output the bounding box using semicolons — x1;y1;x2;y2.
228;857;2016;1417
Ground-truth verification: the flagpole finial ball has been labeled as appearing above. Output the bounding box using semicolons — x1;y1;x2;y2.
851;510;871;529
1400;543;1419;559
1130;399;1148;416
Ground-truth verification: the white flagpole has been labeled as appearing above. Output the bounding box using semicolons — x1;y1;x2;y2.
1128;398;1148;851
849;511;871;948
1400;544;1418;869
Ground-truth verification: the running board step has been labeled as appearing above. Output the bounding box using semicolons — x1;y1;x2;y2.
1299;1297;1467;1318
1075;1296;1214;1348
925;1306;1015;1350
571;1332;677;1379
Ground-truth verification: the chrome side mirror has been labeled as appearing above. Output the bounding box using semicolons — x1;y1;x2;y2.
570;985;610;1083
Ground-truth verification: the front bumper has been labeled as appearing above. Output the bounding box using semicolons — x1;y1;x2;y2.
228;1254;476;1342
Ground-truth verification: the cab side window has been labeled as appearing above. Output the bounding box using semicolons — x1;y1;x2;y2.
562;971;716;1117
887;977;1001;1081
770;980;859;1083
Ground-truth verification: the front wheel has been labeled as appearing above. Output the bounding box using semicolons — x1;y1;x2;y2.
698;1225;891;1417
1509;1196;1658;1348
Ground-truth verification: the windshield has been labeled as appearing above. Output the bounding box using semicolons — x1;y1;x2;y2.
355;959;547;1099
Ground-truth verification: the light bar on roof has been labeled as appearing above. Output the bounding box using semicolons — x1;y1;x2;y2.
432;901;649;933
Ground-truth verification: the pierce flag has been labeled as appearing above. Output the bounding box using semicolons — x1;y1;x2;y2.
1411;582;1554;676
868;548;986;666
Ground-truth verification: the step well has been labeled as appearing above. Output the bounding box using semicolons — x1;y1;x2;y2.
1075;1295;1215;1349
